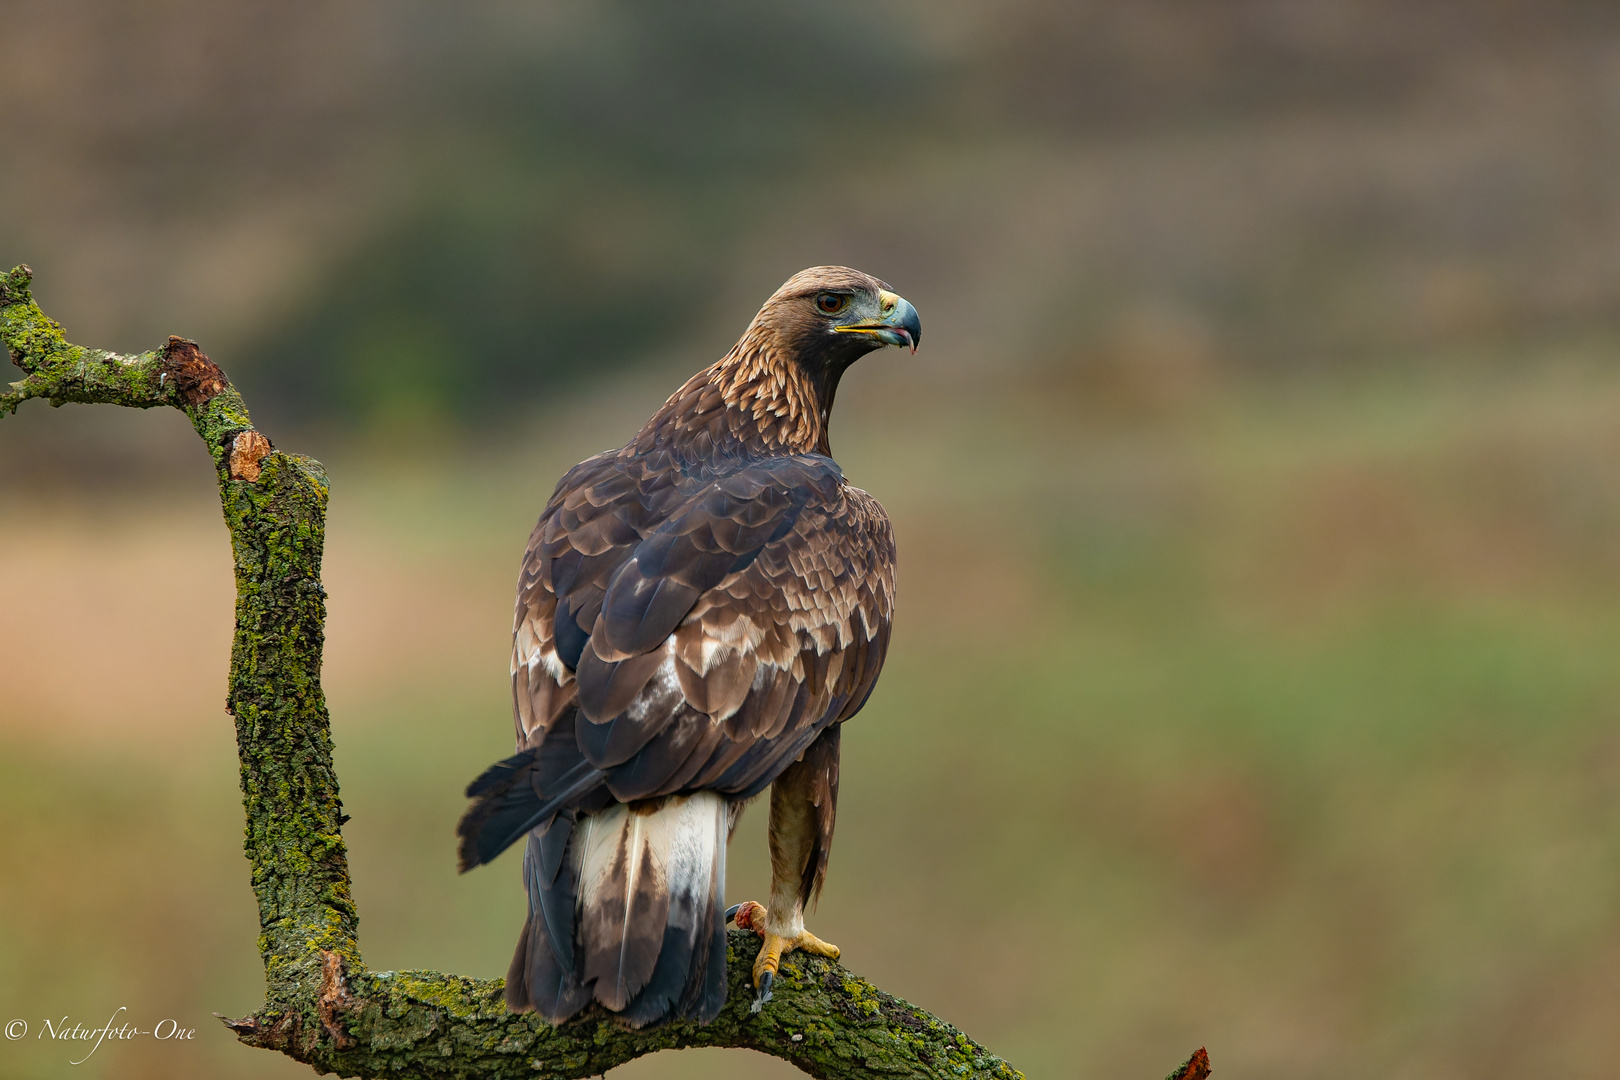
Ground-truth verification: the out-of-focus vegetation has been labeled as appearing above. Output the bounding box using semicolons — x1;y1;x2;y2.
5;2;1620;1079
7;0;1620;433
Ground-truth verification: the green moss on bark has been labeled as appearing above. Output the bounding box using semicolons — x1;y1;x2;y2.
236;934;1021;1080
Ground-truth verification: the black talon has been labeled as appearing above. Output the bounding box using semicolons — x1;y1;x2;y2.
725;903;742;924
750;970;774;1013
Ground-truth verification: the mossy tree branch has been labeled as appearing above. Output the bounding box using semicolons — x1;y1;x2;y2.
3;263;1189;1080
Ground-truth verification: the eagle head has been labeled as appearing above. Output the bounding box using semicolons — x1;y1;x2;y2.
644;266;922;460
754;266;922;371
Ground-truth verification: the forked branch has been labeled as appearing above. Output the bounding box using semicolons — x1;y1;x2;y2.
2;263;1195;1080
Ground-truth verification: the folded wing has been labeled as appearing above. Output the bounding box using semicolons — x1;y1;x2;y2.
504;450;894;812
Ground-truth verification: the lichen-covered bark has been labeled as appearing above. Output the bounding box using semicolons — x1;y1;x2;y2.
2;263;1049;1079
218;932;1020;1080
2;263;361;1035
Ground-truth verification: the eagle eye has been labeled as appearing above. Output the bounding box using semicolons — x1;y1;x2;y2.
815;293;849;315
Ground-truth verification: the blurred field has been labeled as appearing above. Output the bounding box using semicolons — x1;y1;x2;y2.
7;347;1620;1078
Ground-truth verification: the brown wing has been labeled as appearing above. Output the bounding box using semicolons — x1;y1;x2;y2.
511;448;683;750
653;477;892;793
510;450;894;805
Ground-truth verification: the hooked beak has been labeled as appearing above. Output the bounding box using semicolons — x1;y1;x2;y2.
834;290;922;354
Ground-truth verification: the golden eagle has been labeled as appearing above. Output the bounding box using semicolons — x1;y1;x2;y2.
457;266;919;1026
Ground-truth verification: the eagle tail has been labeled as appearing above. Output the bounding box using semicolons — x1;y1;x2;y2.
507;791;730;1027
507;812;592;1019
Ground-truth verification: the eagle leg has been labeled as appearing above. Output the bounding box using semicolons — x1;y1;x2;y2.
729;901;840;1010
733;723;844;1009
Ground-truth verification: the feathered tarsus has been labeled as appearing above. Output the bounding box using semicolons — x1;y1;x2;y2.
457;266;918;1027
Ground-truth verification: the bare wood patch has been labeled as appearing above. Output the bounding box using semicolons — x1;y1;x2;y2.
229;430;272;481
1168;1046;1212;1080
161;335;229;406
318;950;358;1050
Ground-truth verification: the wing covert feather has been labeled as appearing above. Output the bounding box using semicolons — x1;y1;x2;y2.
510;450;894;806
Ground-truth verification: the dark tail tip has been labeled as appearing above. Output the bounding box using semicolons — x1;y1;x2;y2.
457;750;540;872
455;810;483;874
458;750;606;872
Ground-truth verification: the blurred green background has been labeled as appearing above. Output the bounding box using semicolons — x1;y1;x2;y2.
6;2;1620;1077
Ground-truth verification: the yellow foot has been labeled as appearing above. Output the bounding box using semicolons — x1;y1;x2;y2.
728;901;840;1011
